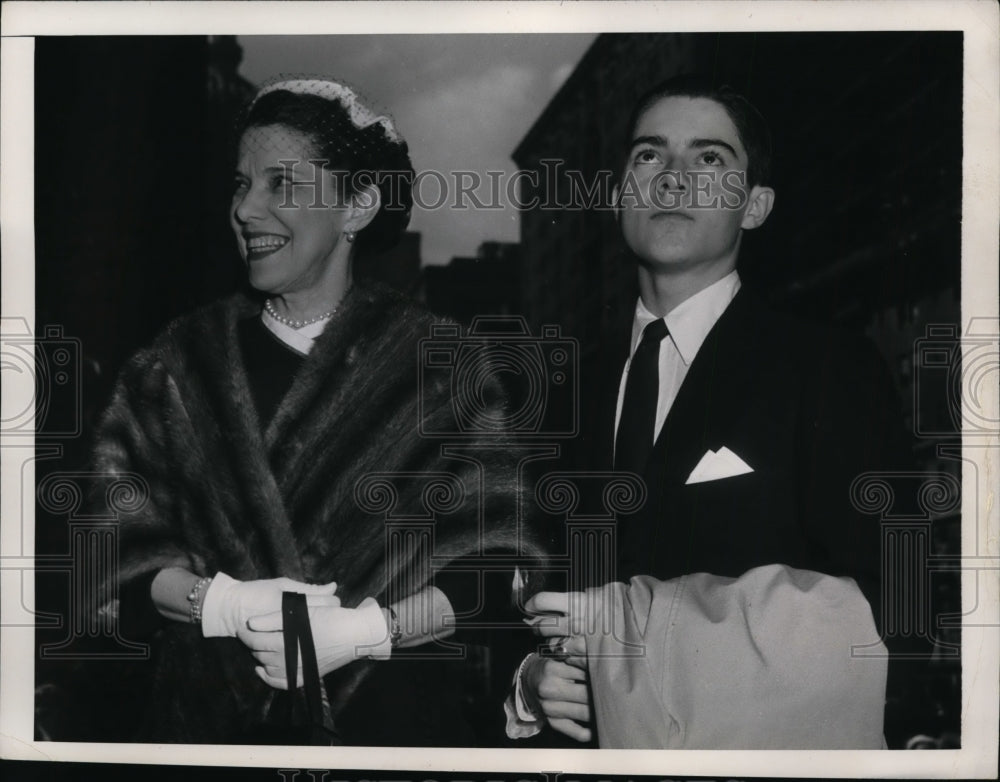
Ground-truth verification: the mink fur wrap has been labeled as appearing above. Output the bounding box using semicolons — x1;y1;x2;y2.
91;282;544;744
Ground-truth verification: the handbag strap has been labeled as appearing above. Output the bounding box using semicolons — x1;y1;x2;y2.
282;591;332;741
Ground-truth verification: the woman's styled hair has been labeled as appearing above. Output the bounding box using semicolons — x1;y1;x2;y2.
624;74;773;188
238;78;415;258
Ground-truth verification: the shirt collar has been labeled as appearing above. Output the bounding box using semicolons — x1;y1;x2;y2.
631;271;741;366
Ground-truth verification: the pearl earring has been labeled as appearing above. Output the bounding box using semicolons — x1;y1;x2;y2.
344;231;356;243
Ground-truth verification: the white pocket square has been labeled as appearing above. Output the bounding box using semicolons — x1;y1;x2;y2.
685;446;754;485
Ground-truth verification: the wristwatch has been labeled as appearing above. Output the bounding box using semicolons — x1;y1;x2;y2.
386;605;402;648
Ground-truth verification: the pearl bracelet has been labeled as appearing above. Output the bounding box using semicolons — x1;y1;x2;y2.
186;576;213;625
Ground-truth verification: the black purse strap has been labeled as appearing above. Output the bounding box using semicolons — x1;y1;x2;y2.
282;591;338;744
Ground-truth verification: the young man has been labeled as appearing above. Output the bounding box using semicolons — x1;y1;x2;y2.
507;76;908;748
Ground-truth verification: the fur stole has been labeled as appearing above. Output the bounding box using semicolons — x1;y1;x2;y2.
91;281;545;743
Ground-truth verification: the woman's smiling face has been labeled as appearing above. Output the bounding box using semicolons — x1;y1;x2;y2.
230;123;350;296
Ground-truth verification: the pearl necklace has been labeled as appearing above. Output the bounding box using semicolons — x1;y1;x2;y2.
264;299;337;329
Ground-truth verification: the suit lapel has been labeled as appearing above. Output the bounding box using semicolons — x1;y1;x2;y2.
646;288;762;485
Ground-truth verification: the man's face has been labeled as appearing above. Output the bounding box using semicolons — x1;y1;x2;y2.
617;95;770;277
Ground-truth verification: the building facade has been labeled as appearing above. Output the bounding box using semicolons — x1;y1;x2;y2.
422;241;522;324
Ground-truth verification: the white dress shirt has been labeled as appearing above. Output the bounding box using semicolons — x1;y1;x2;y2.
613;270;741;455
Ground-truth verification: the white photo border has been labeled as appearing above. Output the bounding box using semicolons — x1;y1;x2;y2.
2;1;998;778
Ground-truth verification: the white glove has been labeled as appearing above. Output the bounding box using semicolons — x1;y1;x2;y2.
200;572;340;638
240;597;391;690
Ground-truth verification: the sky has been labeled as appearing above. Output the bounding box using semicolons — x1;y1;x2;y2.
237;34;596;266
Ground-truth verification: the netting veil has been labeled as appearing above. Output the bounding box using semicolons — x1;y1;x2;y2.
251;75;402;144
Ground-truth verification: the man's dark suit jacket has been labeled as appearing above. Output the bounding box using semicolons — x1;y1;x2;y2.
576;286;911;618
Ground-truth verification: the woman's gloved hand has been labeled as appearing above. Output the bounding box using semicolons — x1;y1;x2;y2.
239;597;391;689
200;572;340;638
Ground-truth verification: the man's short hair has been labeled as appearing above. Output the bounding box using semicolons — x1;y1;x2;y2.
624;74;773;188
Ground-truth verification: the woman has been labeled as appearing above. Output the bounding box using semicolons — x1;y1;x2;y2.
93;77;542;745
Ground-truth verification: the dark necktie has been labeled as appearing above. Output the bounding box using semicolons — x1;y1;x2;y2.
614;318;669;473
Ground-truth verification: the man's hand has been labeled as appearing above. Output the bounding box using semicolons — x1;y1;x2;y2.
543;631;588;670
520;650;592;742
520;590;595;742
524;590;596;638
